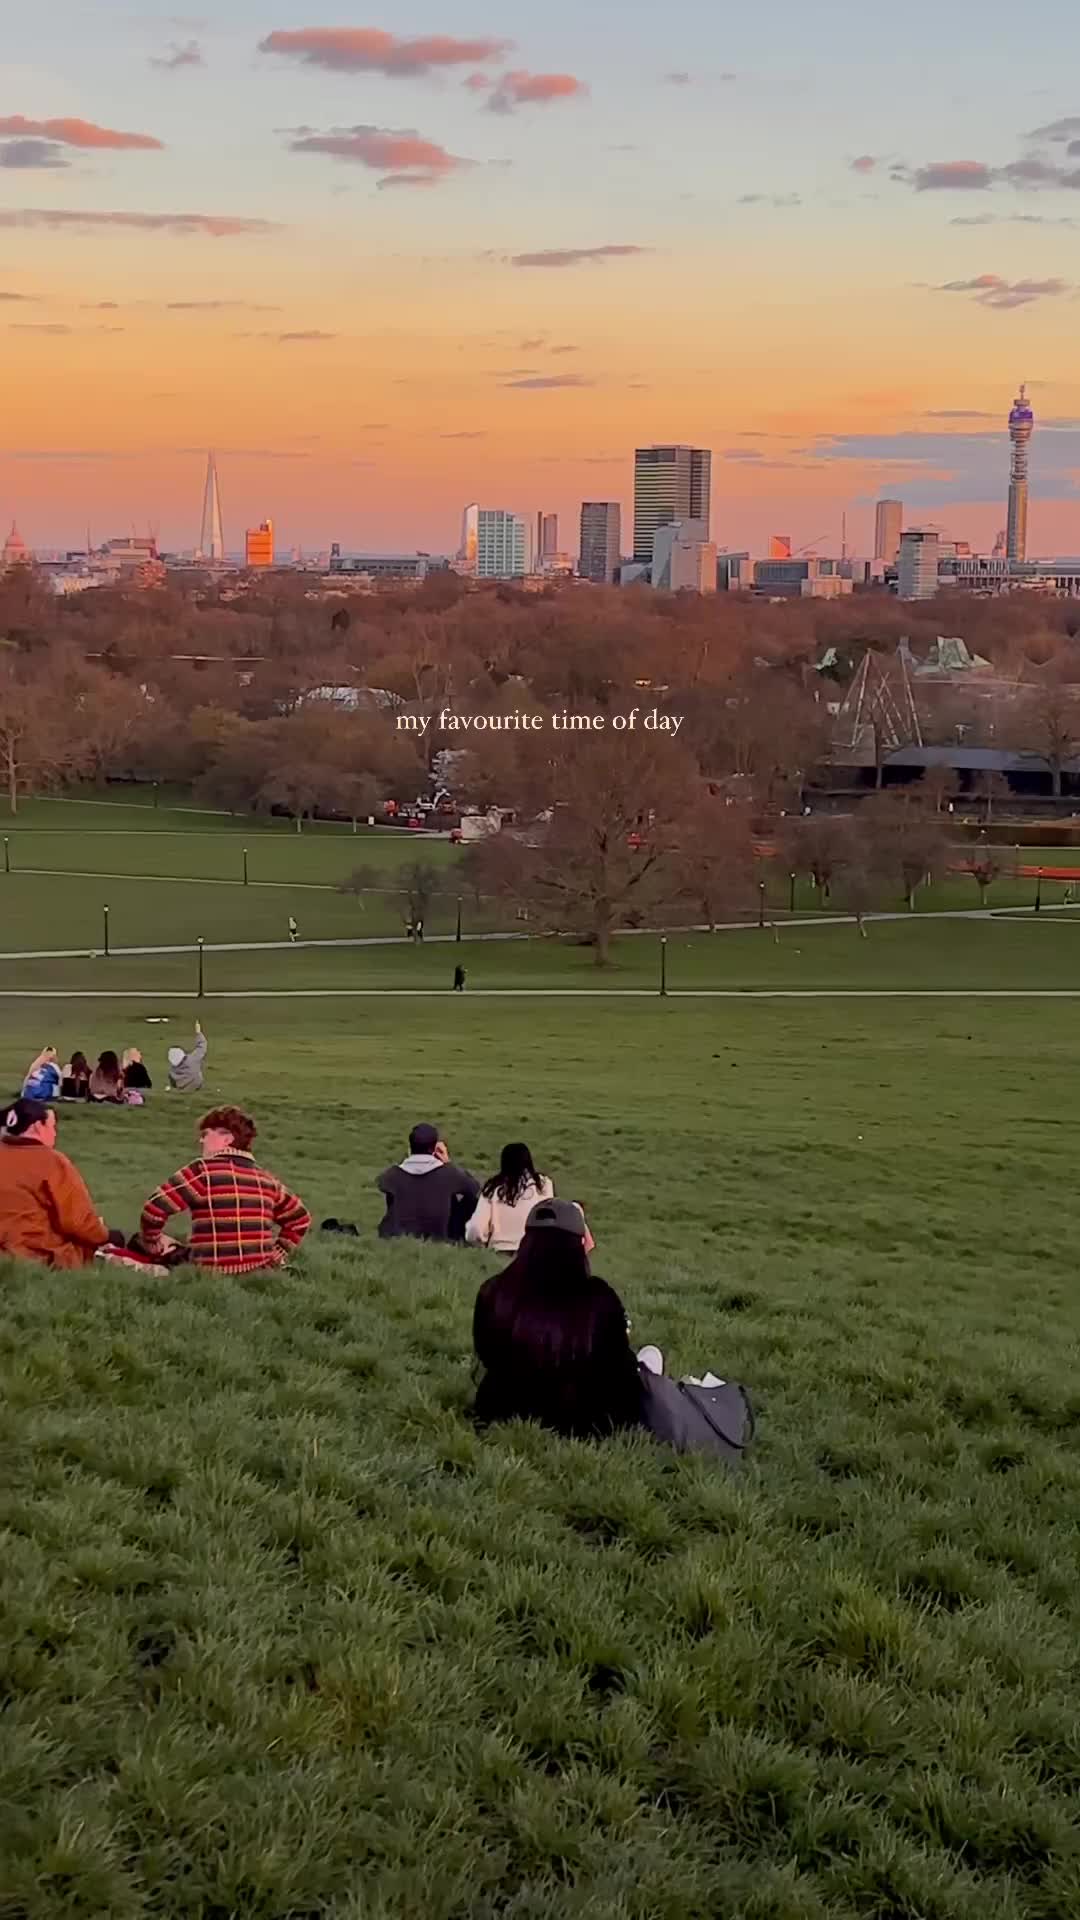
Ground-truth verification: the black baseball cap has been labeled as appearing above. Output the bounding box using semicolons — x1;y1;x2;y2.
525;1198;586;1236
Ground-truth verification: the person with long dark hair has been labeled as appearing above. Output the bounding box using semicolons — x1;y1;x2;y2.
472;1198;756;1463
465;1141;554;1254
59;1051;91;1100
89;1050;124;1104
0;1097;110;1269
472;1198;643;1438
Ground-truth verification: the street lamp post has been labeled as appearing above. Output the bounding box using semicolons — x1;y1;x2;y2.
1035;874;1042;914
243;847;249;887
789;870;796;915
455;896;462;943
197;937;205;1000
659;936;668;998
3;837;9;875
758;881;766;929
103;904;110;957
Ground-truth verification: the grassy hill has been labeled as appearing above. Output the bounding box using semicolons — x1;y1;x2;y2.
2;993;1079;1917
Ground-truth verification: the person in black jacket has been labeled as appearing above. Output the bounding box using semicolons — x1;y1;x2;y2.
473;1198;643;1438
472;1198;751;1461
376;1123;479;1242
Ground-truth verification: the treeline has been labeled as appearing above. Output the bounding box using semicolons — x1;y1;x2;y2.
5;559;1080;820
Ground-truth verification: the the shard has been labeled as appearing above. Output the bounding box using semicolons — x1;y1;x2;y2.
198;451;225;563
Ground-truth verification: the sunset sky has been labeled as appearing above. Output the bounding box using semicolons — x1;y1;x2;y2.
4;2;1080;558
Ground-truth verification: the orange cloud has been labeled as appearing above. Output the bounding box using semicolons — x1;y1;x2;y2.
289;126;466;185
488;71;586;113
0;208;278;236
259;27;511;76
0;115;162;150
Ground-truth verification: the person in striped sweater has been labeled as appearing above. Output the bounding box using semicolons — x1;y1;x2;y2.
138;1106;311;1274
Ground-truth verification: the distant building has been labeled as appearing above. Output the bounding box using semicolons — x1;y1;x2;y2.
873;499;903;567
536;512;558;566
897;528;940;601
460;505;528;579
753;557;854;599
716;550;751;591
652;520;717;593
633;445;711;563
1;522;30;570
1007;383;1034;564
327;548;447;584
93;536;166;588
245;519;274;569
578;501;622;584
768;533;792;559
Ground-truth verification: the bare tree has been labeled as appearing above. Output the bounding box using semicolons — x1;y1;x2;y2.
968;851;1002;908
0;651;92;813
464;732;696;965
777;812;861;904
858;793;949;910
671;791;759;930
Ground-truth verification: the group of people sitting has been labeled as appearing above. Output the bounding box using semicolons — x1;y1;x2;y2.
0;1099;752;1464
21;1027;209;1107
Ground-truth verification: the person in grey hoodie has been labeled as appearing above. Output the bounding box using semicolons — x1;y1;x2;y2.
376;1123;479;1242
166;1022;208;1094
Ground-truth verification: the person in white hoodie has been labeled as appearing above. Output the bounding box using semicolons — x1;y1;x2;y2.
466;1143;556;1256
166;1022;207;1094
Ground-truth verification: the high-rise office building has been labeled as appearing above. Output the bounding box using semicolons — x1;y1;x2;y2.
897;528;940;601
633;445;711;563
245;519;274;569
652;521;717;593
579;501;621;584
874;499;903;568
461;504;527;579
1007;383;1034;564
536;512;558;565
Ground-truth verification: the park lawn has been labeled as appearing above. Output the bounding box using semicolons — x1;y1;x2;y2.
4;914;1080;996
2;992;1080;1919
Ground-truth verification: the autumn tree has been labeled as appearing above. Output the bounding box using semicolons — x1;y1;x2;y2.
463;730;697;965
0;649;94;813
777;812;862;903
671;790;759;929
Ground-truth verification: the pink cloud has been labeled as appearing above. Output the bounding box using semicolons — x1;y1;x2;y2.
0;208;278;236
488;71;587;113
851;154;877;174
464;72;493;92
935;272;1070;309
289;125;466;185
258;28;511;76
510;244;648;268
0;114;162;151
912;161;994;191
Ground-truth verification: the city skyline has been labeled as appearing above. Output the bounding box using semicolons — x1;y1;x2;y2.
4;3;1080;553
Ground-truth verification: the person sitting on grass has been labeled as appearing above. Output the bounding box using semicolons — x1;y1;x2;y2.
472;1197;752;1461
466;1142;554;1255
89;1050;125;1104
137;1105;311;1275
0;1096;110;1270
121;1048;153;1094
167;1021;207;1093
22;1047;62;1103
376;1122;479;1243
60;1051;91;1101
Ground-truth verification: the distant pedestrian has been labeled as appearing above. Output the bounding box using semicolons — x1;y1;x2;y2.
453;964;466;992
405;918;415;942
288;915;298;944
415;916;425;942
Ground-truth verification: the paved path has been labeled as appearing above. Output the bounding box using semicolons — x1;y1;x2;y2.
1;902;1077;965
2;988;1080;1001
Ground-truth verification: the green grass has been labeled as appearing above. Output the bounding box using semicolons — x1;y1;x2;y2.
3;993;1080;1918
2;800;1080;1916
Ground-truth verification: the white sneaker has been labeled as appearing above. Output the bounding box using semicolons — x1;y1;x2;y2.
637;1344;664;1376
